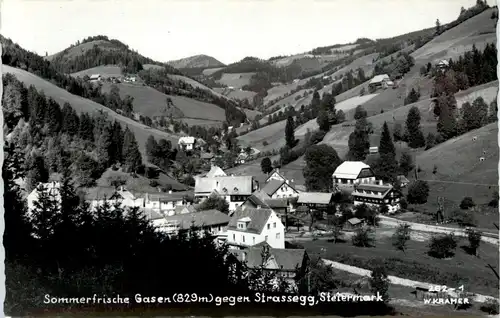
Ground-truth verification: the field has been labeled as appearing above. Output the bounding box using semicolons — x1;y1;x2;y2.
225;89;257;102
237;120;286;150
296;233;500;297
167;74;227;99
217;72;255;88
411;8;497;65
99;82;226;122
45;40;113;61
411;123;499;227
3;65;179;161
96;168;188;192
142;64;165;71
70;65;123;78
202;67;224;76
455;80;498;106
239;108;262;120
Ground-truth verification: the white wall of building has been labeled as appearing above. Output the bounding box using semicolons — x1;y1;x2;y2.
271;183;298;199
226;211;285;249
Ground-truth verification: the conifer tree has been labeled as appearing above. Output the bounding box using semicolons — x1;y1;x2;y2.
374;122;398;183
347;117;371;161
110;121;124;164
379;122;395;157
285;115;295;148
437;100;458;140
122;128;142;172
404;106;425;148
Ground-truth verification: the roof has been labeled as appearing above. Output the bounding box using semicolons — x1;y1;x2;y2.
201;152;215;160
206;166;227;178
84;187;122;200
143;209;165;221
90;74;101;79
347;217;362;225
265;198;289;208
369;74;390;84
173;205;196;215
245;190;272;208
397;175;410;183
195;175;253;195
438;60;449;66
145;191;192;202
297;192;333;205
352;183;393;198
261;179;286;196
228;207;273;234
178;136;195;144
333;161;371;179
163;209;230;230
232;245;306;271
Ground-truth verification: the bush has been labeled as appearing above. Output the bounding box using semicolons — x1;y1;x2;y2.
451;209;476;227
407;180;429;204
399;198;408;210
309;130;326;145
427;233;457;258
352;227;375;247
480;299;499;315
183;175;195;187
459;197;475;209
262;141;269;146
149;180;160;187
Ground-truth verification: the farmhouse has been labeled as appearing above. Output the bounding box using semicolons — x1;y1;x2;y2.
86;186;143;211
194;175;255;211
241;190;294;223
226;206;285;249
369;146;379;154
261;178;299;199
265;168;294;184
143;191;193;215
27;181;62;214
161;209;230;237
437;59;450;70
205;165;227;178
344;217;364;231
368;74;391;90
89;74;102;82
352;182;403;214
231;242;309;283
332;161;376;192
296;192;334;210
178;136;196;151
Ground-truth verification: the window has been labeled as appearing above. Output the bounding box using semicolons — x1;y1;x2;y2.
265;236;268;241
267;224;270;230
242;235;245;243
273;222;276;228
276;233;280;239
253;237;255;244
233;234;235;240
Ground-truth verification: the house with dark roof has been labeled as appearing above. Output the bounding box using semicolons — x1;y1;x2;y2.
226;206;285;249
205;165;227;178
194;175;255;212
261;178;299;199
143;191;193;214
85;186;144;211
332;161;376;193
297;192;334;210
265;168;294;184
231;242;309;284
352;181;403;214
241;190;295;226
162;209;231;237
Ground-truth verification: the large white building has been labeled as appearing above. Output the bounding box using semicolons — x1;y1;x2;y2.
178;136;196;151
160;209;231;237
332;161;376;193
194;175;255;211
352;182;403;214
226;206;285;249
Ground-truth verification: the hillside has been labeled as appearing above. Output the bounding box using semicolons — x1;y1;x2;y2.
46;35;172;74
2;65;180;161
167;54;225;69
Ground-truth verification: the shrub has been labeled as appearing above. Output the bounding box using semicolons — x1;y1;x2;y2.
459;197;475;210
149;180;160;188
369;266;390;302
262;141;269;146
399;198;408;210
480;299;499;315
352;227;375;247
451;209;476;227
407;180;429;204
465;228;481;256
427;233;457;258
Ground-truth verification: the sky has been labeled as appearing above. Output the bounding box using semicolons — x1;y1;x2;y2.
0;0;487;65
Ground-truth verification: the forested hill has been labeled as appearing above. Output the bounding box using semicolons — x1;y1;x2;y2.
46;35;179;75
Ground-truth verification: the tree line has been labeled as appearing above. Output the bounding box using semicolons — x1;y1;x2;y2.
3;74;143;190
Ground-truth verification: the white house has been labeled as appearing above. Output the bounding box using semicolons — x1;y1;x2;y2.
161;209;231;237
89;74;102;82
86;187;143;211
226;206;285;249
352;182;403;214
332;161;376;193
437;59;449;70
368;74;391;90
194;175;255;211
178;136;196;151
261;178;299;199
27;181;62;214
143;191;192;215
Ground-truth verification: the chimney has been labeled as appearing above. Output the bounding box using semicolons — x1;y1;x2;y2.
379;180;383;186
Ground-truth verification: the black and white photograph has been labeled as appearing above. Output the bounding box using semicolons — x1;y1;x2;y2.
1;0;499;316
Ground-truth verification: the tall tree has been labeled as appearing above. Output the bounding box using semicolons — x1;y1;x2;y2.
122;127;143;172
347;117;371;161
379;122;395;157
354;105;368;120
404;106;425;148
285;116;295;148
437;98;458;140
374;122;398;183
303;144;342;192
260;157;273;174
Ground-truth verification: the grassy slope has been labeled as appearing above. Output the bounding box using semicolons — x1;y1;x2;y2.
71;65;123;78
3;65;179;161
45;40;112;61
217;72;255;88
167;54;225;69
96;168;188;191
414;123;499;218
99;82;226;123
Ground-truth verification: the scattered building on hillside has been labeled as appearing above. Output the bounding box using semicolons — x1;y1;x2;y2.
265;168;292;184
352;182;403;214
226;206;285;249
162;209;230;238
27;181;62;214
293;79;300;83
230;242;309;286
296;192;335;211
194;175;255;211
205;165;227;178
178;136;196;151
368;74;391;90
369;146;379;154
89;74;102;82
261;178;299;199
397;175;410;188
437;59;449;71
86;186;143;211
236;152;249;164
332;161;376;193
143;209;169;231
